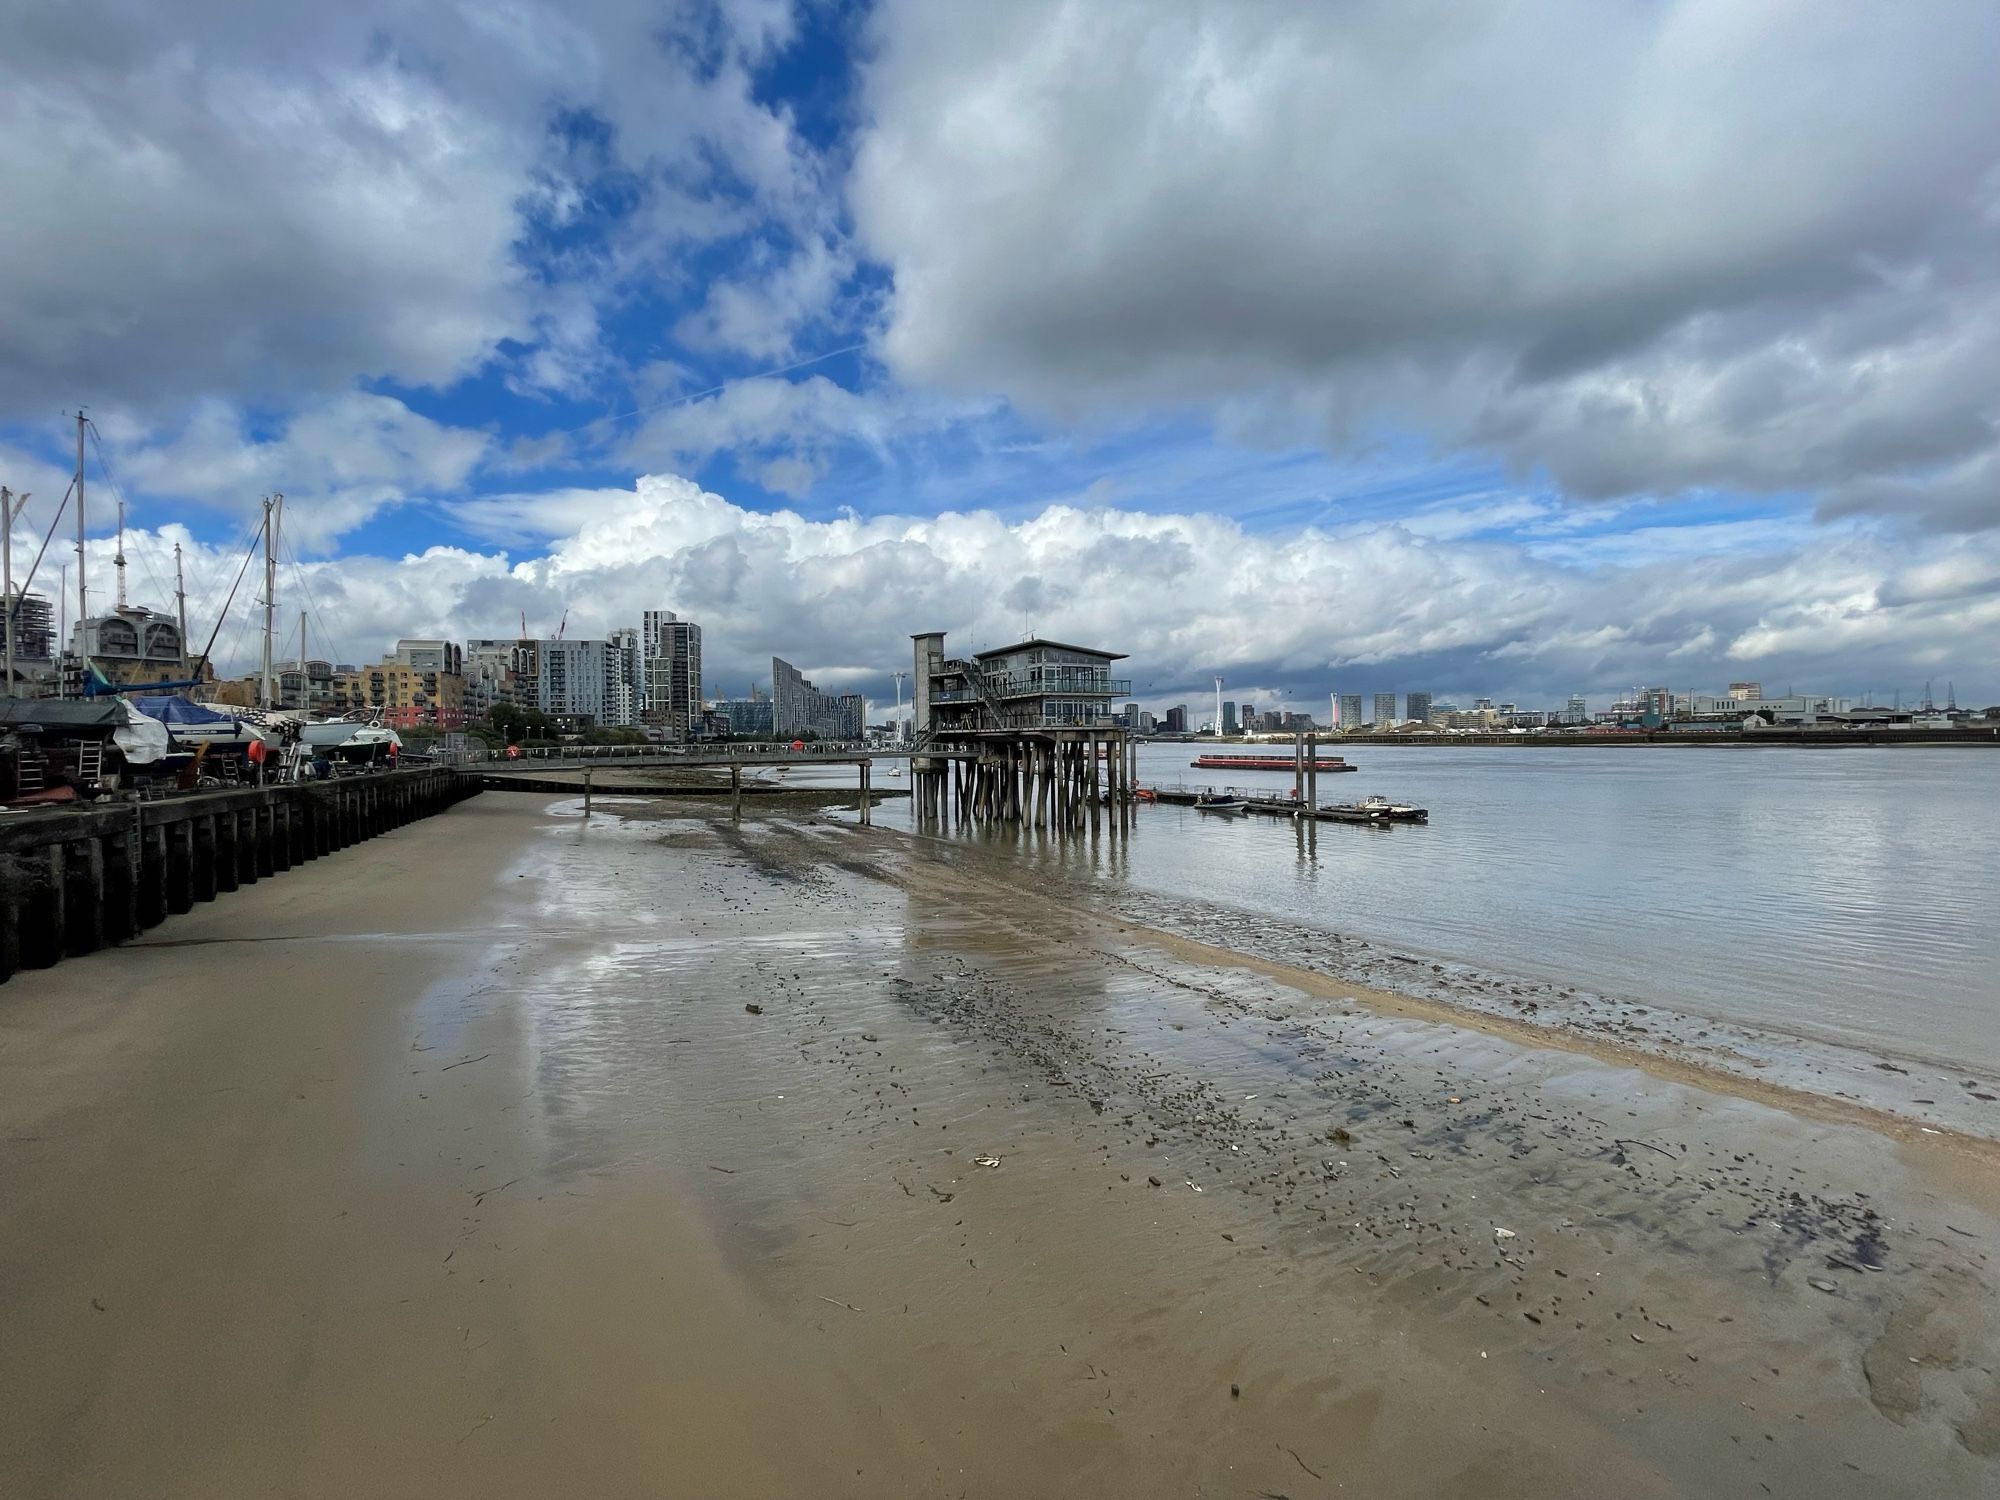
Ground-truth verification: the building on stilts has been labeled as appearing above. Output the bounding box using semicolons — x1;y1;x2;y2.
908;633;1136;828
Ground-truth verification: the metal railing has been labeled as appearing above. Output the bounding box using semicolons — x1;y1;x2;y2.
984;672;1130;700
933;671;1129;702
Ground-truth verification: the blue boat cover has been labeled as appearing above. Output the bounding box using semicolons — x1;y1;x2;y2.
130;696;239;727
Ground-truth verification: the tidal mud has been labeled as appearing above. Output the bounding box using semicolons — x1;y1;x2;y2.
1;795;1995;1497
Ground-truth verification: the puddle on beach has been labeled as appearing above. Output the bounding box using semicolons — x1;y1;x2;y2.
450;800;2000;1493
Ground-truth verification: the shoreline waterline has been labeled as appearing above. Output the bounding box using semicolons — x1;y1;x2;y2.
767;793;2000;1148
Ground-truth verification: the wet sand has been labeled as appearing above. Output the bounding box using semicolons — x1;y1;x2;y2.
2;794;1997;1497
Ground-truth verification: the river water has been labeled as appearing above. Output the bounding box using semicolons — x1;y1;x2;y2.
861;744;2000;1082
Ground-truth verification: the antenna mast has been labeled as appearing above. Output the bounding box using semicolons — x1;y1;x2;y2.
114;496;127;609
1214;675;1224;737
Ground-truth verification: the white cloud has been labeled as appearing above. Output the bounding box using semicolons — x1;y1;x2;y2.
617;373;995;488
852;0;2000;527
100;471;1999;706
97;395;490;549
0;1;833;417
0;10;534;413
675;236;854;361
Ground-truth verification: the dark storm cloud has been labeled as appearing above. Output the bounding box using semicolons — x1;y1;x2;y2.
853;1;2000;530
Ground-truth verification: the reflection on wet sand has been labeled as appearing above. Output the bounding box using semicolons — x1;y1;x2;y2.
1;795;1996;1498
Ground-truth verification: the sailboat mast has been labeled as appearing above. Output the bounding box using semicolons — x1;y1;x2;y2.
73;411;87;646
2;485;21;694
259;495;277;709
174;543;189;678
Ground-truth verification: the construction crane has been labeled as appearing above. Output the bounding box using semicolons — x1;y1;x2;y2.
517;608;570;641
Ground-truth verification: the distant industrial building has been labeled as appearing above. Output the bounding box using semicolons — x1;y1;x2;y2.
1728;682;1762;702
1679;692;1855;724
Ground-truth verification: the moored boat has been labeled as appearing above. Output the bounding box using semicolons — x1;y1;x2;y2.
1321;794;1428;822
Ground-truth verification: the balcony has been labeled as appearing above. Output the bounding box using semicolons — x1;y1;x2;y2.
932;673;1130;701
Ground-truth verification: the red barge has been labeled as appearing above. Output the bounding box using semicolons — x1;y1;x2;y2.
1191;754;1357;772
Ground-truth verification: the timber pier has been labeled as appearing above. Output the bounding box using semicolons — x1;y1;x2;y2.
911;727;1136;829
0;766;475;984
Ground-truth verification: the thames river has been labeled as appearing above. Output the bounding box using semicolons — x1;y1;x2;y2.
873;743;2000;1082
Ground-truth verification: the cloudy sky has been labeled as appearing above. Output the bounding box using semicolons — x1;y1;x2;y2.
4;0;1998;715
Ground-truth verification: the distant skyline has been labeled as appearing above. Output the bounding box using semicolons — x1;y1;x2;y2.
4;3;1999;712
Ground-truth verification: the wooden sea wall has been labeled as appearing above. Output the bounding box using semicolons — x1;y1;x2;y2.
0;768;479;984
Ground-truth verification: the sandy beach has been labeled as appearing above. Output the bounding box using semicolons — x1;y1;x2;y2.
2;791;1996;1497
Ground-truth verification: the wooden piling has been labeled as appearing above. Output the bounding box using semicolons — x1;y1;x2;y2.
0;768;480;986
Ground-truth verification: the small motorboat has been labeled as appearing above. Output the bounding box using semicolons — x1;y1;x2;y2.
1313;794;1428;823
1357;794;1428;822
1193;794;1247;813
